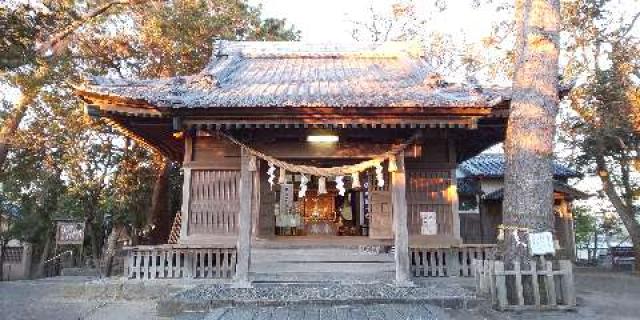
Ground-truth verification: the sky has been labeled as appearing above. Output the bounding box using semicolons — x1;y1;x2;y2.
248;0;502;43
247;0;637;216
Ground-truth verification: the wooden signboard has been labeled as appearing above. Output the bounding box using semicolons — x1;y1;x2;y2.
56;221;85;245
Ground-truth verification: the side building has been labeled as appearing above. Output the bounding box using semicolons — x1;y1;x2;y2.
457;153;588;260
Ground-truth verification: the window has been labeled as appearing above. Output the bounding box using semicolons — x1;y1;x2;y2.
459;195;479;213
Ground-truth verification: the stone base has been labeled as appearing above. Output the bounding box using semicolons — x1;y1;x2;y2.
158;281;478;316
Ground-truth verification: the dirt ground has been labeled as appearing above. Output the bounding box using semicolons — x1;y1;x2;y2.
0;267;638;320
446;267;640;320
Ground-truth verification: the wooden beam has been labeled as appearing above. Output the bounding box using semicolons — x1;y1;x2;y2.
391;152;413;286
234;148;254;287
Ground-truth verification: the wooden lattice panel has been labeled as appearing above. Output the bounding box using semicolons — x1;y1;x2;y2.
406;169;453;235
189;170;240;235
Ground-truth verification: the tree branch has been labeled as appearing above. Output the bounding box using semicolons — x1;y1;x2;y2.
620;11;640;39
37;0;150;56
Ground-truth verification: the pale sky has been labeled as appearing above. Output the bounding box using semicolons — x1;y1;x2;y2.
248;0;501;43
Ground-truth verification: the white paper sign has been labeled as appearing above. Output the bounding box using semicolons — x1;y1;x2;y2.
279;184;294;213
528;231;555;256
420;212;437;235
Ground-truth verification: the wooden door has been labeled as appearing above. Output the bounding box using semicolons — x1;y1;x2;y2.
369;190;393;239
368;169;393;239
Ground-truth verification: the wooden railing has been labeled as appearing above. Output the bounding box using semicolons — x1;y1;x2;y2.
410;245;496;277
125;245;237;280
473;258;576;310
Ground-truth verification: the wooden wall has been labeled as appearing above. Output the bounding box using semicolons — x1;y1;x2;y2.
405;139;459;242
180;132;460;244
182;134;242;241
369;138;460;243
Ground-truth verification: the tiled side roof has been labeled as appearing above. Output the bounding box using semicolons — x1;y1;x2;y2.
76;41;510;109
457;177;481;195
458;153;580;179
482;180;589;201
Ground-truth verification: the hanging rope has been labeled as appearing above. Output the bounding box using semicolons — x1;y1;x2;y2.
219;131;420;176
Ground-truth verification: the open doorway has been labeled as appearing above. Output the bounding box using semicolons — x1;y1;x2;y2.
272;172;369;237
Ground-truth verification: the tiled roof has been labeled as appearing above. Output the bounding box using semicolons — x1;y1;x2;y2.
482;180;589;201
77;41;510;109
457;177;481;195
458;153;580;179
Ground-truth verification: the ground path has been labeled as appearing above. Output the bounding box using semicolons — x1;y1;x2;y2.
0;268;638;319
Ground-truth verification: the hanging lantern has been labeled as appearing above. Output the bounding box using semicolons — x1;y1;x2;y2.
298;174;309;198
336;176;345;196
278;167;287;184
387;155;398;172
351;172;361;189
318;177;327;194
267;163;276;189
375;162;384;188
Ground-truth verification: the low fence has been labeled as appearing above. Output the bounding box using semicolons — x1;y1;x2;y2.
125;245;237;280
410;245;495;277
473;258;576;310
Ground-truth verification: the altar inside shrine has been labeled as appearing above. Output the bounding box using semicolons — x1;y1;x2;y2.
274;175;366;237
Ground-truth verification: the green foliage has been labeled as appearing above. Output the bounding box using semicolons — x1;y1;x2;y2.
574;205;597;247
0;0;300;262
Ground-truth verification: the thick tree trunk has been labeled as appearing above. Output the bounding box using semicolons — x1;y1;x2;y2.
102;223;124;276
147;158;171;244
84;207;102;270
502;0;560;264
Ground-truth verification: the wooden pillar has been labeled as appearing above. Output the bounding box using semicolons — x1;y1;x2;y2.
234;148;254;287
179;168;192;241
179;135;193;242
392;153;413;286
451;168;461;240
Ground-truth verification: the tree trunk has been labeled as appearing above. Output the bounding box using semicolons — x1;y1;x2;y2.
0;64;49;171
84;206;102;270
502;0;560;264
596;153;640;273
36;228;52;278
0;238;6;281
102;223;124;277
147;157;171;244
632;233;640;274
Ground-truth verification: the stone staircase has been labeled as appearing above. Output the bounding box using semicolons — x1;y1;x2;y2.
250;246;395;284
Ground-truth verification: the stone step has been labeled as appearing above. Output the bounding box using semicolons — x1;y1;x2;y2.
251;248;393;261
250;271;395;284
157;282;479;316
250;247;395;283
251;262;394;273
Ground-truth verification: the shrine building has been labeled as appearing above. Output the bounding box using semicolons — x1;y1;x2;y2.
75;41;577;284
